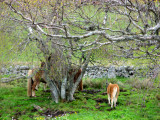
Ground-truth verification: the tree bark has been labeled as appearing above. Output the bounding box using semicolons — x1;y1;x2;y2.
68;52;91;101
45;60;60;103
61;76;67;101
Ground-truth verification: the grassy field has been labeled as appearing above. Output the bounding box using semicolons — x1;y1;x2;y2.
0;77;159;120
0;2;160;120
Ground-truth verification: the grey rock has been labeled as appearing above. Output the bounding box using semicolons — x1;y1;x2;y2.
108;65;116;78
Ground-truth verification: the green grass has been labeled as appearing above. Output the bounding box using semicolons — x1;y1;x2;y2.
0;77;159;120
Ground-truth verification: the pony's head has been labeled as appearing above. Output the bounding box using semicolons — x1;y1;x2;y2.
41;62;46;68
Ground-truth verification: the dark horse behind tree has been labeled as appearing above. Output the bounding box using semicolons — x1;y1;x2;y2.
27;62;83;97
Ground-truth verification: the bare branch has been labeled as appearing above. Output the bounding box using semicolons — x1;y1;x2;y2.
147;22;160;32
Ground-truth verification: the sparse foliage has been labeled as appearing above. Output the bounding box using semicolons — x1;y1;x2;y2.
0;0;160;102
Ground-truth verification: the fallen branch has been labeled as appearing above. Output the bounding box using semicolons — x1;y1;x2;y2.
33;104;44;111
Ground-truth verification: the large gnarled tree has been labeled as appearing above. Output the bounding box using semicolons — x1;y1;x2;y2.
1;0;159;102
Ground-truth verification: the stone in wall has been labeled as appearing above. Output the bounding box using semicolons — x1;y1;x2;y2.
84;66;109;78
108;65;116;78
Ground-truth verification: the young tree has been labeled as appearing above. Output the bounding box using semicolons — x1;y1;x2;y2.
1;0;159;102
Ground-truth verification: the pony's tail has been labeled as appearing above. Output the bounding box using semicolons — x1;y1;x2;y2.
116;85;120;98
27;70;33;97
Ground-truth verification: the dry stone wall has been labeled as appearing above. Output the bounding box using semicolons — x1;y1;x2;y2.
0;65;30;76
84;65;135;78
0;65;158;79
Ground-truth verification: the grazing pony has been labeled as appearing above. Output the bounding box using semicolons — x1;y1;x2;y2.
27;62;83;97
27;62;47;97
69;68;83;91
107;83;120;108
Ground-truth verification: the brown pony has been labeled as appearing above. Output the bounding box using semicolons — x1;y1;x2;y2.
107;83;120;108
69;68;83;91
27;62;47;97
27;62;83;97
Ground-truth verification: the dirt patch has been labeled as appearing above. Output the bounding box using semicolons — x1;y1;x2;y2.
31;108;37;112
101;92;107;95
12;111;26;120
126;101;132;106
32;105;76;118
120;89;130;96
95;98;108;103
84;96;91;100
74;96;81;100
15;111;22;117
123;93;130;96
41;109;75;118
120;89;127;92
81;89;101;94
95;105;106;109
95;103;116;111
106;108;115;111
95;98;108;111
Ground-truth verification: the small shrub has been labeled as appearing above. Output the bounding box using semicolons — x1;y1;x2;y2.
127;77;154;89
117;81;124;87
141;79;154;89
83;77;106;89
83;77;129;90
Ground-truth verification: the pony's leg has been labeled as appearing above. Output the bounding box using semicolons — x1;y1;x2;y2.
112;87;117;108
113;97;116;107
35;82;40;91
114;95;118;107
108;94;111;104
44;83;47;91
110;94;113;108
32;83;36;97
111;97;113;108
78;80;83;91
32;90;35;97
32;80;40;97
